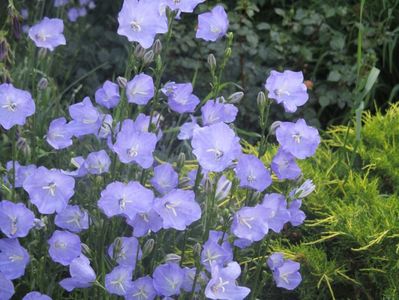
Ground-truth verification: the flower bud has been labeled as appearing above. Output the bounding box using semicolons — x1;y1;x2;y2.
112;238;123;260
207;53;216;70
0;39;8;61
12;15;22;40
153;39;162;55
16;136;31;157
257;91;266;108
269;121;281;135
134;44;146;59
143;50;154;65
37;77;48;90
204;178;213;194
228;91;244;104
165;253;181;264
117;76;127;89
33;217;46;230
193;243;202;257
143;239;155;257
176;152;185;171
81;243;92;257
224;47;232;58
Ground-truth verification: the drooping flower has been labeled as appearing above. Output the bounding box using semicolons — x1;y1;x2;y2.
265;70;308;113
231;205;271;242
0;272;14;300
67;8;80;22
48;230;81;266
22;291;52;300
117;0;168;48
201;98;238;125
152;263;185;297
126;209;163;237
178;115;200;140
68;97;101;137
54;205;89;233
108;237;142;269
261;193;290;233
271;148;302;180
126;73;155;105
83;150;111;175
276;119;320;159
154;189;201;230
196;5;229;42
205;262;250;300
105;266;133;296
28;17;66;51
235;154;272;192
0;200;35;238
0;83;35;130
23;167;75;214
95;80;120;109
59;255;96;292
150;163;179;195
98;181;154;219
201;230;233;272
46;117;74;150
162;82;200;114
113;120;157;169
268;254;302;290
0;238;30;280
288;199;306;226
5;161;37;188
125;276;157;300
192;122;241;172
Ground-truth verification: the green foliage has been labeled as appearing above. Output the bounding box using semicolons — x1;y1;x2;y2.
274;103;399;299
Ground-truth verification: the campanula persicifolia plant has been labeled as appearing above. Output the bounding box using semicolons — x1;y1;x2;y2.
0;0;320;299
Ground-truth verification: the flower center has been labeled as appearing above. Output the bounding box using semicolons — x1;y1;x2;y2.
55;241;66;249
35;31;48;42
9;255;23;262
43;182;57;197
211;277;229;294
128;145;139;158
165;201;179;216
2;100;17;112
238;215;254;229
274;89;290;97
10;216;18;235
132;287;148;299
292;133;302;144
247;174;256;183
130;20;142;32
210;25;221;33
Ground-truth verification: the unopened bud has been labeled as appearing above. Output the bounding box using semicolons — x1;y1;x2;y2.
165;253;181;264
207;53;216;70
193;243;202;257
153;39;162;55
304;80;313;90
269;121;281;135
112;238;123;260
257;91;266;108
134;44;146;59
143;50;154;65
16;136;31;157
225;47;232;58
37;77;48;90
81;243;92;257
228;91;244;104
0;39;8;61
143;239;155;257
33;217;46;230
12;16;22;40
204;178;213;194
176;153;185;171
227;32;234;43
117;76;127;89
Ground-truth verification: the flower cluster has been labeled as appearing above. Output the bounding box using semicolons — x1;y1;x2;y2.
0;0;320;299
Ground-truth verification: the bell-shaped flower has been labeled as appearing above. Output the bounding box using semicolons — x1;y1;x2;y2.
28;17;66;51
98;181;154;219
54;205;89;233
0;272;14;300
105;266;133;296
152;263;185;297
268;253;302;290
265;70;308;113
126;73;154;105
23;167;75;214
276;119;320;159
150;163;179;195
288;200;306;226
48;230;81;266
108;237;142;269
163;82;200;114
178;115;200;140
0;238;30;280
154;189;201;230
22;291;52;300
46;117;73;150
235;154;272;192
261;193;290;233
192;122;241;172
201;230;233;272
0;83;35;130
126;209;163;237
196;5;229;42
201;98;238;125
5;161;36;188
68;97;101;137
205;262;250;300
83;150;111;175
0;200;35;238
95;80;120;109
59;255;96;291
271;148;301;180
125;276;157;300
